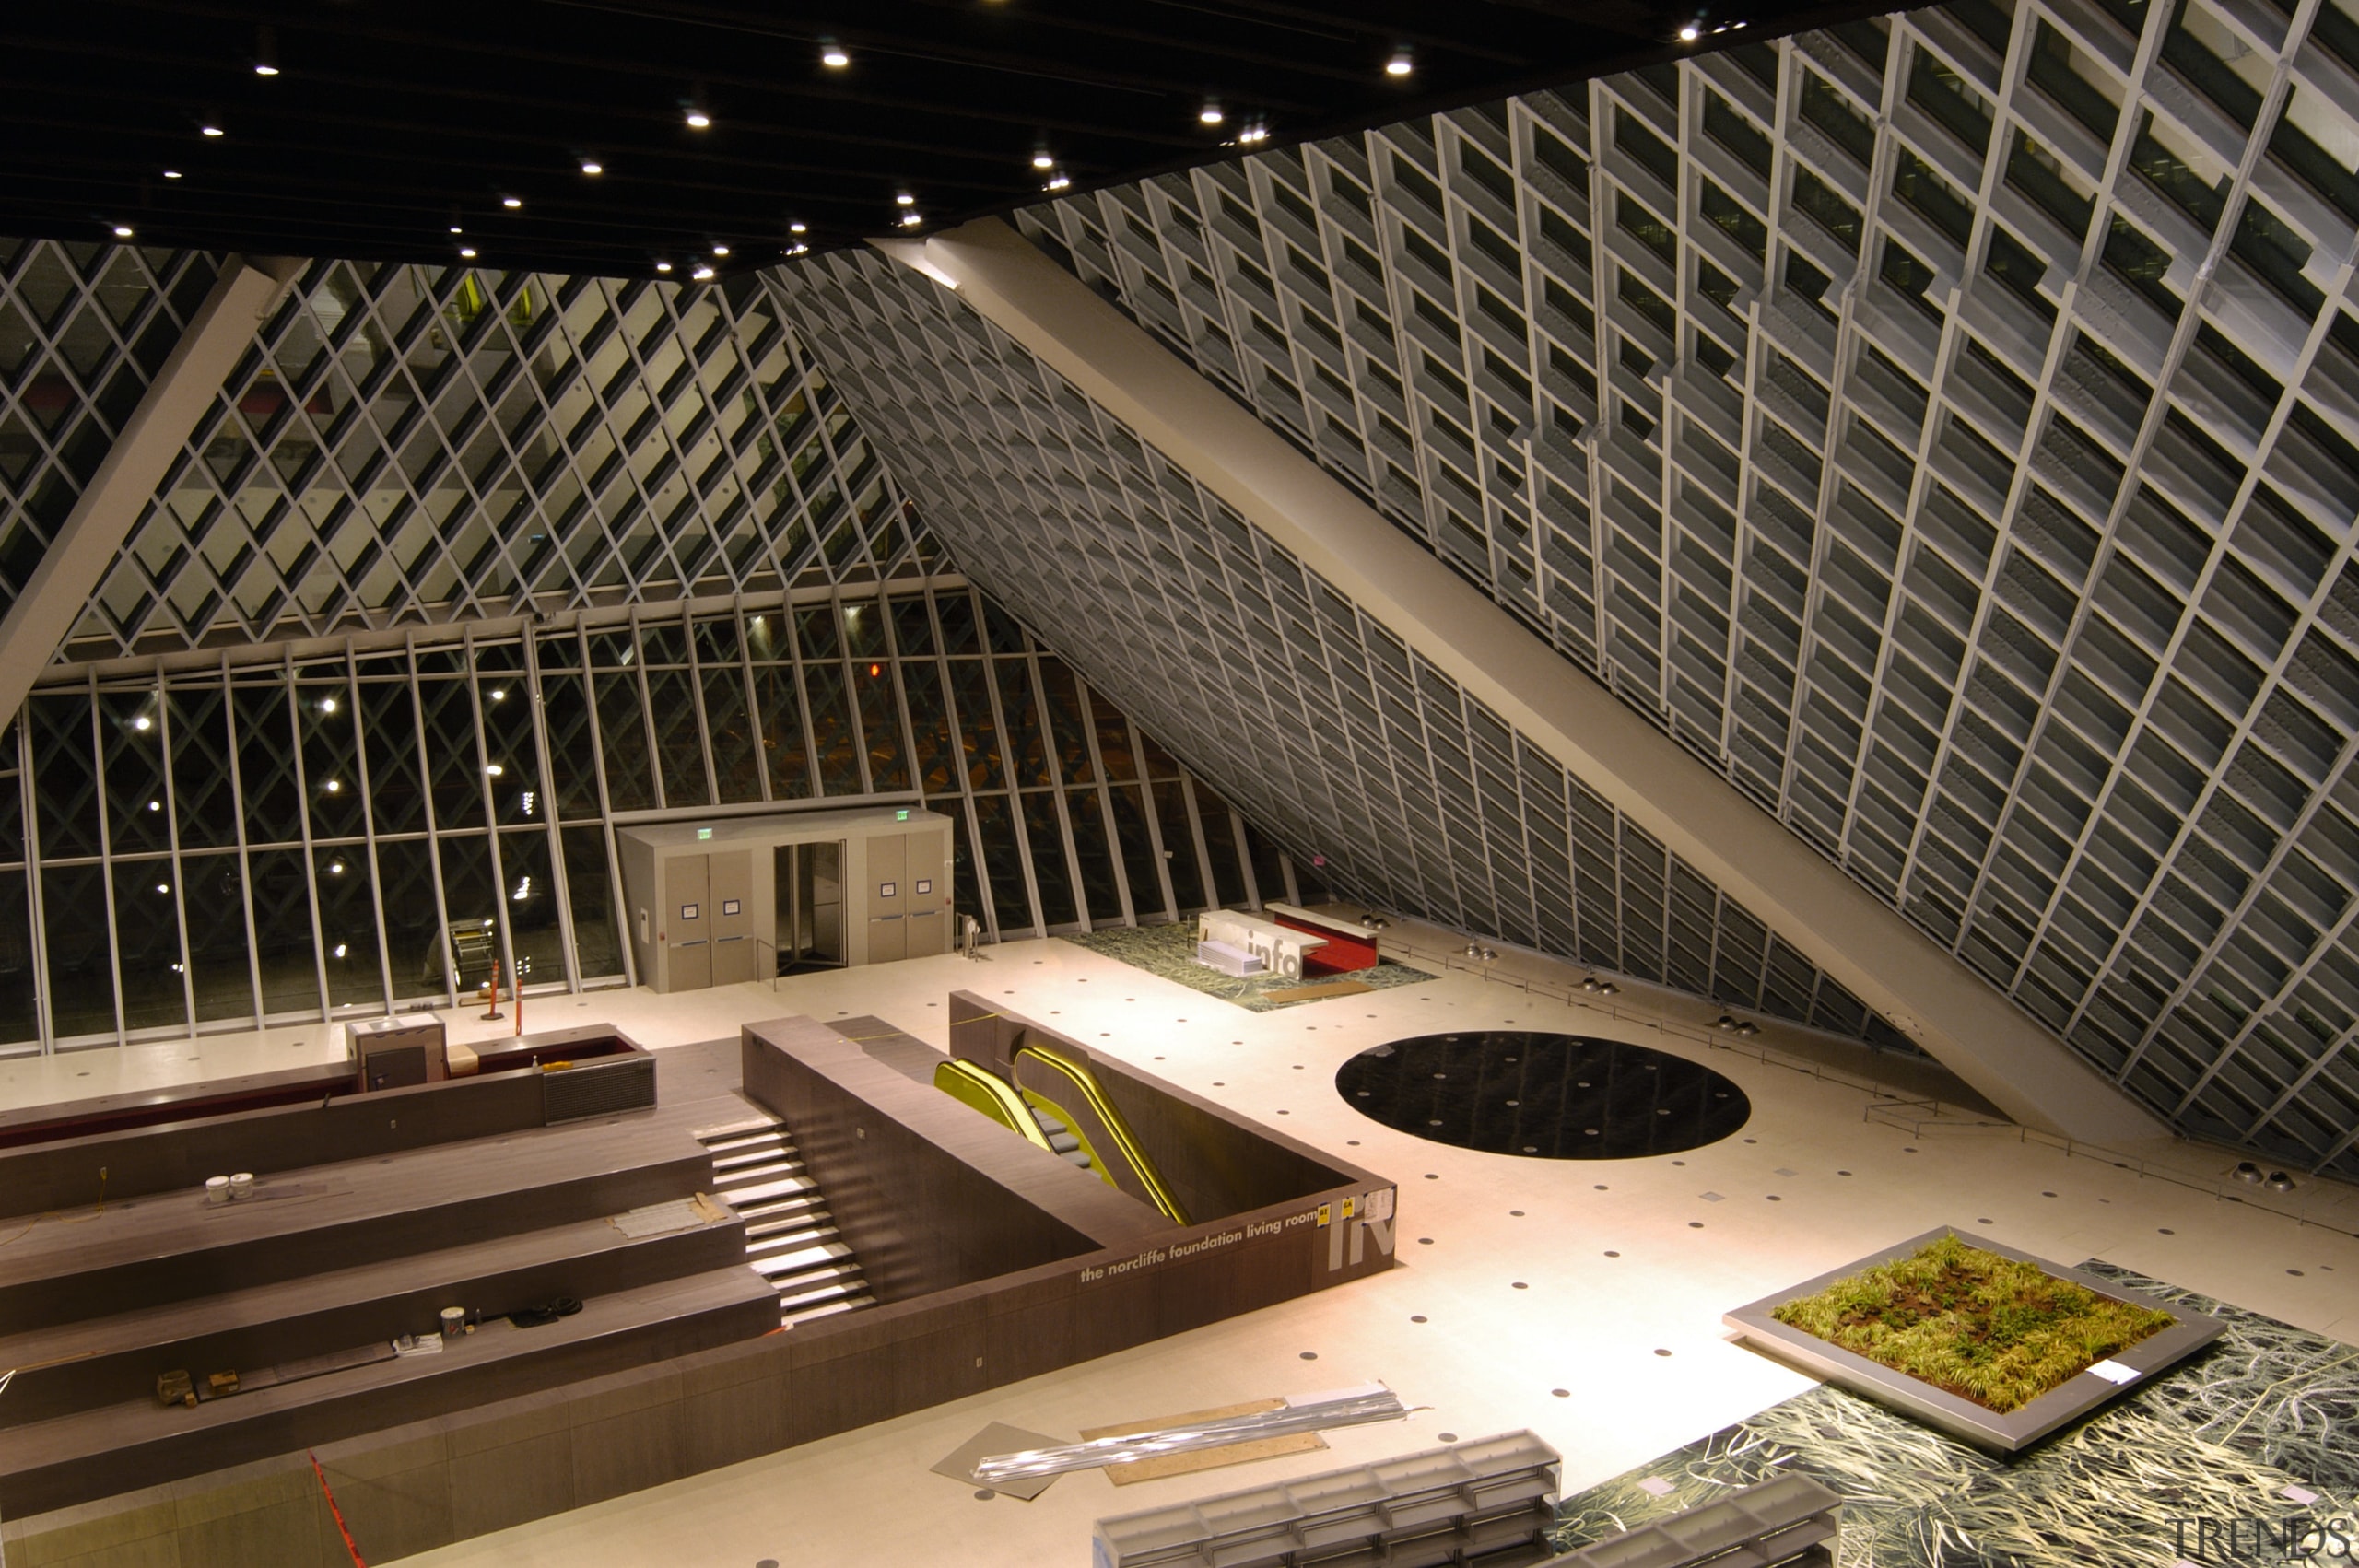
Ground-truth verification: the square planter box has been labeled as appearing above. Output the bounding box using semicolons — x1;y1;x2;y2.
1724;1227;2225;1455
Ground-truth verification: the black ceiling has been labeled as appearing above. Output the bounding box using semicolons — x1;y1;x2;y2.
4;0;1893;279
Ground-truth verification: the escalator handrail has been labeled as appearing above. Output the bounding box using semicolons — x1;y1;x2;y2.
1014;1044;1190;1226
933;1058;1056;1153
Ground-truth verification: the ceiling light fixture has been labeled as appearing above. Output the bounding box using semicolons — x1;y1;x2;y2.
253;24;279;75
1199;99;1225;125
132;715;153;731
711;241;729;256
896;192;915;205
1678;21;1701;40
1044;172;1071;190
459;246;477;258
899;213;922;227
254;62;279;76
581;158;604;175
1032;149;1054;170
111;223;135;239
1238;121;1269;145
1385;49;1414;76
200;123;225;137
789;221;807;233
163;170;182;179
655;260;673;273
501;195;522;209
819;40;851;68
685;108;711;129
788;242;809;254
692;263;716;280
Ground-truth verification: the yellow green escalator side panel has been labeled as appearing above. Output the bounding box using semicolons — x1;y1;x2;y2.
1018;1087;1117;1190
1013;1045;1190;1226
933;1059;1054;1153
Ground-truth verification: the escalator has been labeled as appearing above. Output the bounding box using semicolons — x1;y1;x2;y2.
932;1051;1189;1226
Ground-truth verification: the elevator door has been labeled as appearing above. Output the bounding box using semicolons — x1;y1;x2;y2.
664;855;710;990
868;833;907;962
773;841;845;975
709;850;756;985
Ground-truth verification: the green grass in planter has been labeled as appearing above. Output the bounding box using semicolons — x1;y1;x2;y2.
1769;1235;2176;1413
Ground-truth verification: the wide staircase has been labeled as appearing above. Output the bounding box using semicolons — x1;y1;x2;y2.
697;1118;875;1326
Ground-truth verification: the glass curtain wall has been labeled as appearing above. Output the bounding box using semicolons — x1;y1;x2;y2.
0;579;1302;1053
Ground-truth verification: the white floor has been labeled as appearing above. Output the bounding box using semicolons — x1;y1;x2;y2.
10;939;2355;1567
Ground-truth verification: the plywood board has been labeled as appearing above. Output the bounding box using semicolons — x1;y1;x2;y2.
1079;1398;1326;1486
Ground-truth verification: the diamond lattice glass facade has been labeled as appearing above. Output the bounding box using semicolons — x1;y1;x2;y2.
1010;0;2359;1172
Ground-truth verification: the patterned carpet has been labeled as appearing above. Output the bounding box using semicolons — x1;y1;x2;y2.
1059;921;1433;1012
1551;1265;2359;1566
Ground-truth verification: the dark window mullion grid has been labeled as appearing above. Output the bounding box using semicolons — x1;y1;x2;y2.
971;588;1045;938
1130;715;1182;921
219;650;269;1027
1072;666;1137;927
569;616;638;987
629;609;667;811
88;669;127;1044
156;673;198;1035
921;585;1000;942
338;644;398;1016
1027;644;1093;932
1175;773;1222;914
682;603;722;806
464;626;515;998
522;626;581;990
734;604;773;805
405;634;461;1008
278;648;333;1021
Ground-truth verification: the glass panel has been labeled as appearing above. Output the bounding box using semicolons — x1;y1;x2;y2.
249;847;320;1017
943;806;982;928
377;837;446;1001
702;666;764;803
973;793;1033;934
538;670;603;819
562;825;624;978
499;829;566;987
1194;787;1250;907
113;858;186;1031
997;659;1051;786
181;851;252;1024
1037;660;1094;785
796;603;842;661
299;678;367;840
435;833;500;993
903;661;955;793
233;682;302;847
1090;690;1138;782
1067;790;1124;922
0;870;37;1043
594;672;656;811
1109;784;1168;921
805;662;862;793
416;677;486;830
947;660;1003;789
0;757;22;867
890;591;936;656
853;658;909;791
477;675;545;825
100;688;170;855
30;693;100;860
644;667;710;807
1153;779;1206;910
753;662;814;799
1244;820;1290;905
744;609;787;662
842;597;887;659
315;847;384;1007
357;678;426;835
42;862;115;1038
936;589;980;654
1022;791;1078;927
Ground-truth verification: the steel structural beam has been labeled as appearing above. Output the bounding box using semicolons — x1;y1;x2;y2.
887;217;2163;1144
0;255;296;725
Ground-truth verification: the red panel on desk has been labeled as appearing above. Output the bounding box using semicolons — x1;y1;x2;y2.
1273;914;1379;973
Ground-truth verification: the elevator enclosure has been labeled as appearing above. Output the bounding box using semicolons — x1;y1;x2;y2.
616;807;954;993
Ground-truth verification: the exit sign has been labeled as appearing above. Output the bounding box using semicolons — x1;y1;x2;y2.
697;827;713;840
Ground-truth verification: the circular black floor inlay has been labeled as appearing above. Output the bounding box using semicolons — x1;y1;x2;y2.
1336;1032;1750;1159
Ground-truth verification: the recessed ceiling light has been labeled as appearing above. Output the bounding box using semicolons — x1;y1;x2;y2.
200;123;225;137
253;25;279;76
132;715;153;731
111;223;135;238
655;260;674;273
899;212;922;227
895;192;915;205
819;41;851;67
1385;49;1414;76
1032;150;1054;170
501;195;522;209
789;242;809;254
253;63;279;76
459;246;477;258
449;224;463;234
1044;172;1071;190
685;108;711;129
581;158;604;175
163;170;182;179
1678;22;1700;40
1238;121;1269;145
711;241;729;256
1199;99;1224;125
692;263;716;280
790;221;807;233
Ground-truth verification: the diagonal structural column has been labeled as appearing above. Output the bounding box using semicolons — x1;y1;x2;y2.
0;254;296;721
882;217;2159;1144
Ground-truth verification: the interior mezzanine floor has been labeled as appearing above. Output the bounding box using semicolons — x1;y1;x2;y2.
4;930;2353;1568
